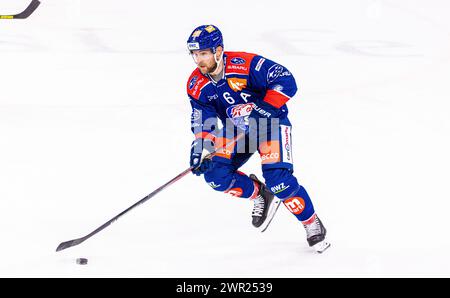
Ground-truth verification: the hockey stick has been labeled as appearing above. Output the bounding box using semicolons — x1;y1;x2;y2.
56;133;245;252
0;0;40;19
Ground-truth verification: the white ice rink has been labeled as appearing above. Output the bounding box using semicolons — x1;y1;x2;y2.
1;0;450;277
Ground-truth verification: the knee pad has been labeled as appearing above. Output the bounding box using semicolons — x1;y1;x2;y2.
204;163;235;192
262;168;302;200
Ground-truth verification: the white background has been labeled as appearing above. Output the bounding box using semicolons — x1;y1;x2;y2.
1;0;449;277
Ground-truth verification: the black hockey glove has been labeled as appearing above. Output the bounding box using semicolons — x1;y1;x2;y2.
190;139;215;176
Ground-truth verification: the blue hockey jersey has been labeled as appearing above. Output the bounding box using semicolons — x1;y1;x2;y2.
187;51;297;141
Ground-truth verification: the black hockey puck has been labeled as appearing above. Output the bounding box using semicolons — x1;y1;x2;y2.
76;258;88;265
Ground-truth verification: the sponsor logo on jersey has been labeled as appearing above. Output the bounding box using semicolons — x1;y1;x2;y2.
230;57;246;65
227;103;254;118
207;94;218;101
226;103;254;131
191;108;201;121
189;76;198;89
204;25;216;33
227;78;247;92
252;104;272;118
259;140;281;164
191;77;206;97
215;146;233;159
214;137;236;159
270;182;290;194
261;152;280;163
267;64;284;83
281;125;293;163
284;197;305;215
273;84;284;92
216;148;232;157
208;181;221;189
227;64;248;72
255;58;265;71
280;70;291;77
225;187;243;197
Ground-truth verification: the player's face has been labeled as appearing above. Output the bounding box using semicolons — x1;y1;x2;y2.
191;49;217;74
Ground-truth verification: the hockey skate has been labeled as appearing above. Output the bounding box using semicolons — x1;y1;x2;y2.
249;174;281;232
302;213;331;253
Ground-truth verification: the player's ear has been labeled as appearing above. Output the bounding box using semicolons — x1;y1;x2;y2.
216;46;223;56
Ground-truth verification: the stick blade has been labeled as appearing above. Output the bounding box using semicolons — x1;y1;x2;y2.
56;238;85;252
14;0;41;19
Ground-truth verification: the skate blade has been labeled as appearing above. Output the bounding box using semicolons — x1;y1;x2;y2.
259;199;282;233
313;240;331;253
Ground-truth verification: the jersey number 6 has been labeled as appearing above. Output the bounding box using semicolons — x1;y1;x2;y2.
223;92;236;104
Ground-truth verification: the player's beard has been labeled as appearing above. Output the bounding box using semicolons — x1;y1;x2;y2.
199;61;218;75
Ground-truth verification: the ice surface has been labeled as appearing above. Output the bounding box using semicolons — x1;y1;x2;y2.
1;0;450;277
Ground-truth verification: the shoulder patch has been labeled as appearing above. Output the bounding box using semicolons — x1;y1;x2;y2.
255;57;266;71
225;51;257;75
187;69;210;100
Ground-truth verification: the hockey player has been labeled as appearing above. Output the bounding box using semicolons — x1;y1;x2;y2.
187;25;330;253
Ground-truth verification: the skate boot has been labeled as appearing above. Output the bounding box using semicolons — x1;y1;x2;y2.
249;174;281;232
302;213;331;253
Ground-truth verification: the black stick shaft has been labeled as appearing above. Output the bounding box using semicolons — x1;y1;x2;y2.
56;166;193;251
56;133;245;252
